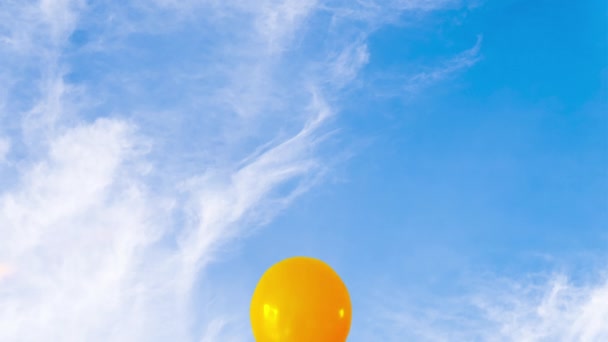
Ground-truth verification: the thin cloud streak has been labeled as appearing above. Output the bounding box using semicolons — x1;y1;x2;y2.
0;138;9;164
403;34;483;94
372;271;608;342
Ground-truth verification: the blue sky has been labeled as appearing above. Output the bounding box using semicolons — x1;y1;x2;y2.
0;0;606;341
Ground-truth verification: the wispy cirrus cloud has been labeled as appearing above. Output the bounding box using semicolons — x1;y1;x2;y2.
370;269;608;342
0;138;9;164
0;0;478;341
403;34;483;93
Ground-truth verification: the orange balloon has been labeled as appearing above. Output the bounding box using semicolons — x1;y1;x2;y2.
250;256;352;342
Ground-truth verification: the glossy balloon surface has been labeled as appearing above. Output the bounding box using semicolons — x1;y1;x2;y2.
250;256;352;342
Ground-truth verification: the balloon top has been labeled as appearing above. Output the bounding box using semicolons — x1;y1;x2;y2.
250;256;352;342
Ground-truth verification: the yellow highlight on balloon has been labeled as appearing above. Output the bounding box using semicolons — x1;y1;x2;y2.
250;256;352;342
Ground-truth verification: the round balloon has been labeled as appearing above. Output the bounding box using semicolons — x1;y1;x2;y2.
250;256;352;342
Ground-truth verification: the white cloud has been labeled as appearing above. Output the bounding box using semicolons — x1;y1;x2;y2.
477;275;608;342
0;118;163;341
403;34;483;94
327;41;370;87
0;263;12;280
0;138;8;163
0;0;481;341
254;0;319;53
372;271;608;342
0;0;82;55
39;0;84;44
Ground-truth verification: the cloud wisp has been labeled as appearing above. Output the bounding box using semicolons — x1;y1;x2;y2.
370;270;608;342
402;35;483;94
